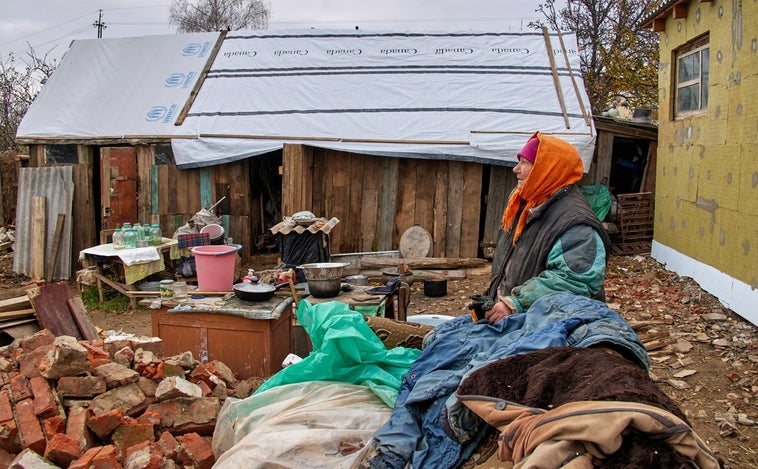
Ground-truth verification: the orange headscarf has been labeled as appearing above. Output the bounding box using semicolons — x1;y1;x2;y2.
501;132;585;244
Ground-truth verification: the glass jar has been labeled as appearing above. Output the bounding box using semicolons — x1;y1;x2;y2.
172;281;188;301
112;227;124;249
122;223;137;249
133;223;143;241
149;224;162;246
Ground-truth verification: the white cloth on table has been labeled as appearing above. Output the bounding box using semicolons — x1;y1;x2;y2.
80;244;161;266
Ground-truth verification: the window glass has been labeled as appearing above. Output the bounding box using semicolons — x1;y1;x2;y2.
154;144;175;165
701;48;709;107
675;36;709;117
45;145;78;164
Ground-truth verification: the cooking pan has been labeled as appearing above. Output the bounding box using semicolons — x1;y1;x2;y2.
233;282;286;302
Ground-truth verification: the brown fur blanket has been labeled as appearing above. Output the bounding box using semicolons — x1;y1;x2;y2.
456;346;721;468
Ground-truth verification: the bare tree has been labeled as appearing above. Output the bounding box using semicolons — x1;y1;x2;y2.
169;0;270;33
0;48;58;151
534;0;660;119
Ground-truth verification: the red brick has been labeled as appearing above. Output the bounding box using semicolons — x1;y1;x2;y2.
29;376;60;419
90;445;124;469
155;361;184;380
157;431;178;459
111;421;155;458
8;374;32;402
146;398;219;435
104;339;132;357
0;418;20;454
113;347;135;367
136;410;161;427
0;391;13;422
15;344;54;379
66;404;94;453
188;363;217;388
124;440;164;469
68;446;100;469
57;375;107;398
42;415;67;437
16;329;55;353
89;338;105;350
14;399;46;454
87;408;125;439
89;357;112;370
0;447;15;469
81;341;110;362
44;432;81;467
131;337;163;357
176;432;214;469
195;379;213;397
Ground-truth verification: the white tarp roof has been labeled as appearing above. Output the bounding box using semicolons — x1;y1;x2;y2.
16;32;221;139
17;29;596;170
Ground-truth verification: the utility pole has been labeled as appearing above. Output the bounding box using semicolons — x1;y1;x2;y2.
93;10;107;38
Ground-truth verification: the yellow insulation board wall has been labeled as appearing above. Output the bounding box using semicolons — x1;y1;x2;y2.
654;0;757;287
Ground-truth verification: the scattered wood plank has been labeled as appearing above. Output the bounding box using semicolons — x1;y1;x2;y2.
0;284;43;302
46;213;66;283
360;257;487;269
27;282;82;339
0;308;36;321
67;297;99;341
0;296;32;313
30;196;47;280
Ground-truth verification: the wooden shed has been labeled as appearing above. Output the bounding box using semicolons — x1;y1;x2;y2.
16;29;605;276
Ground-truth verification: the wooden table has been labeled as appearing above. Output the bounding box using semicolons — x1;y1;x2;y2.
302;285;394;318
149;294;293;379
80;238;178;308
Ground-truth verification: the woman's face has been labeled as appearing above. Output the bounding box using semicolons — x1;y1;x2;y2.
513;157;534;188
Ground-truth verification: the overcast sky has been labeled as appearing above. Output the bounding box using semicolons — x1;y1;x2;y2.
1;0;550;63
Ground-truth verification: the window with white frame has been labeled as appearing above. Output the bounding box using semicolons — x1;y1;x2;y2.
675;35;709;117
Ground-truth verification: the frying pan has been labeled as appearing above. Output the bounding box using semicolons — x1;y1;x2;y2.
232;282;286;301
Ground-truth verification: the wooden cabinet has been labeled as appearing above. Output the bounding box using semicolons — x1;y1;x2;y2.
151;297;292;379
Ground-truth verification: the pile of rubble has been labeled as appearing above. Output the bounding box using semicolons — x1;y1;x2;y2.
0;329;262;468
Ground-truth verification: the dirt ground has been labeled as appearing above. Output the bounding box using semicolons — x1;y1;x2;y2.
2;251;757;468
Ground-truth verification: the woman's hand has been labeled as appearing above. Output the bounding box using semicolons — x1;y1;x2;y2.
485;300;514;324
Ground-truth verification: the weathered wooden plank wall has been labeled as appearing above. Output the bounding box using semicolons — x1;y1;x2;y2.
284;146;485;258
147;159;252;263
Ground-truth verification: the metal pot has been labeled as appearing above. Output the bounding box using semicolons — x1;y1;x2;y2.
306;278;343;298
233;282;285;302
423;278;447;297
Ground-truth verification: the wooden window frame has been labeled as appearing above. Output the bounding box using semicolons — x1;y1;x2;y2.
674;34;709;119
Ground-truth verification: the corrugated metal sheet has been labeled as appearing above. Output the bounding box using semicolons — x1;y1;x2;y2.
13;166;74;280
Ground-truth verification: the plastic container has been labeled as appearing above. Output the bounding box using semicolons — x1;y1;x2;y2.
191;244;240;291
200;223;225;245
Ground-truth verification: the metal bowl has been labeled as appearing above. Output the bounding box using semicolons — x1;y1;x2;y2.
298;262;351;280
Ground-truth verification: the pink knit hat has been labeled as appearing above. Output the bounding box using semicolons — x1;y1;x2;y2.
517;137;539;164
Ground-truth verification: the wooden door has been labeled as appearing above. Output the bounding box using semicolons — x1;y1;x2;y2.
100;147;138;229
